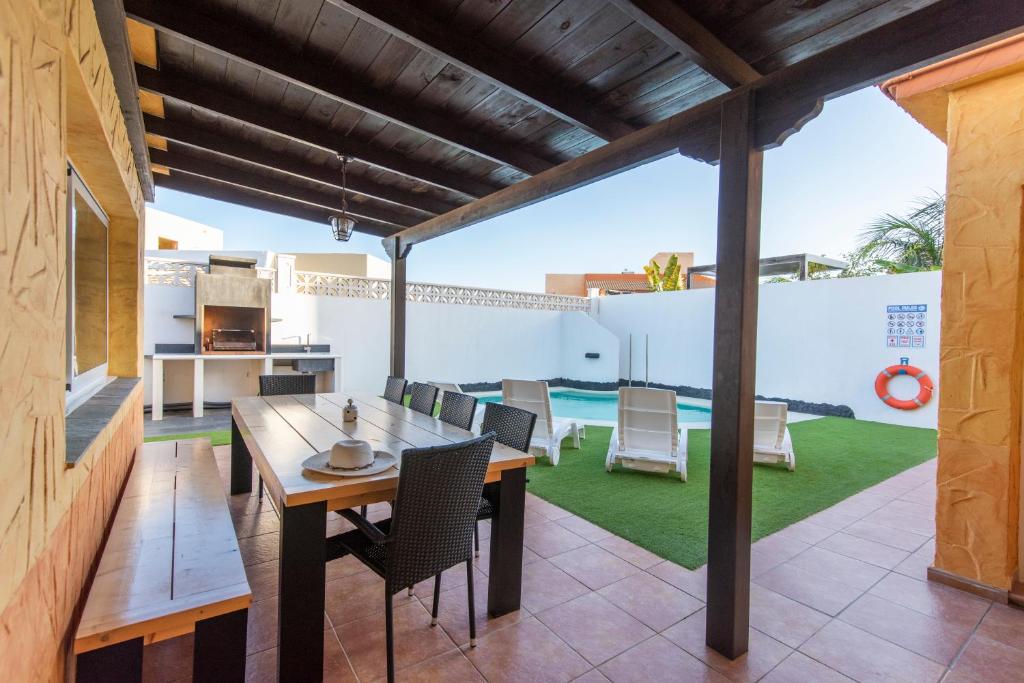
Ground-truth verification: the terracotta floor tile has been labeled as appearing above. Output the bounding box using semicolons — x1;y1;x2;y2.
862;507;935;536
838;593;972;664
536;593;654;666
411;562;487;598
335;600;455;681
572;669;610;682
556;515;614;542
882;499;934;520
246;596;279;655
841;520;930;552
464;617;591;682
393;649;484;682
754;562;865;616
143;633;193;683
803;507;861;531
549;545;640;591
892;542;934;580
868;572;989;630
326;553;372;582
595;536;663;570
662;608;792;683
473;539;542;577
244;559;279;603
524;508;552;528
427;581;531;646
944;634;1024;683
244;626;358;682
238;532;279;567
325;570;416;627
527;496;575;521
524;522;590;559
519;559;590;613
748;584;831;649
799;620;946;682
598;635;729;682
817;532;910;569
228;492;264;517
233;510;280;539
784;547;888;590
598;572;703;631
976;603;1024;651
759;652;854;682
646;561;707;601
769;520;834;546
752;534;810;562
750;548;790;579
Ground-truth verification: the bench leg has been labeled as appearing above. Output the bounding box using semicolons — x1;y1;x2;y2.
230;415;252;496
76;638;143;683
194;609;248;683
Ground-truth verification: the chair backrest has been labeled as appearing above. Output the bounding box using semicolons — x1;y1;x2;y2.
408;382;439;416
501;379;554;439
383;376;407;404
387;433;495;592
754;400;788;449
617;387;678;454
259;373;316;396
438;391;478;431
480;402;537;453
429;382;463;405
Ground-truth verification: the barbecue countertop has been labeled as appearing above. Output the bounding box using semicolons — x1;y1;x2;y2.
146;352;341;360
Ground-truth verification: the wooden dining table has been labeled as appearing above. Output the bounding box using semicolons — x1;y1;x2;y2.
230;391;534;682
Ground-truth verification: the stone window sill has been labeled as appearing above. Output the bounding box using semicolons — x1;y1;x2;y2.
66;377;140;466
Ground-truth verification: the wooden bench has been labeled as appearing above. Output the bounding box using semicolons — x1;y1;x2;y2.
75;439;251;682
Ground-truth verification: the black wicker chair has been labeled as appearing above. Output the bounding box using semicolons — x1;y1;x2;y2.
256;374;316;499
383;376;407;404
326;433;496;683
408;382;439;416
438;391;478;431
473;402;537;555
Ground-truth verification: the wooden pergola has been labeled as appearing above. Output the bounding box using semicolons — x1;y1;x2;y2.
107;0;1024;664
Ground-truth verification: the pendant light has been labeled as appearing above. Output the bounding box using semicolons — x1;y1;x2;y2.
330;154;355;241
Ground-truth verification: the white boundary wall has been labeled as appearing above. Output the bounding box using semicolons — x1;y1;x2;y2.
594;271;941;428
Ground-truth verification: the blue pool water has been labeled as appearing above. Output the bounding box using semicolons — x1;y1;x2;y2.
478;389;711;424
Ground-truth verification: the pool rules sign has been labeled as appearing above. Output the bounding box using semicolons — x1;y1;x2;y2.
886;304;927;348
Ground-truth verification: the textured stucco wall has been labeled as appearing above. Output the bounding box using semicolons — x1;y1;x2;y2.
934;71;1024;590
0;0;144;678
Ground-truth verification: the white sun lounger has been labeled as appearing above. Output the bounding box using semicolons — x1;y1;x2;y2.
501;379;583;466
754;400;796;471
605;387;687;481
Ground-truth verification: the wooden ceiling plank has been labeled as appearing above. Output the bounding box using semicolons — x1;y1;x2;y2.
150;148;418;227
324;0;636;140
154;172;397;238
124;0;551;175
143;115;452;217
394;0;1024;247
607;0;761;87
136;65;498;199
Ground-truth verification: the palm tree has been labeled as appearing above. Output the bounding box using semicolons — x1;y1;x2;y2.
849;194;945;274
644;253;683;291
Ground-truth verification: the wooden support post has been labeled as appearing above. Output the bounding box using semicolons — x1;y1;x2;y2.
387;237;409;377
706;89;763;660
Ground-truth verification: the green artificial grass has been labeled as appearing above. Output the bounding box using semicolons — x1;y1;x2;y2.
145;430;232;447
526;417;937;569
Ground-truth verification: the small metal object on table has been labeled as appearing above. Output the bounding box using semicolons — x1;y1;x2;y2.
230;391;534;682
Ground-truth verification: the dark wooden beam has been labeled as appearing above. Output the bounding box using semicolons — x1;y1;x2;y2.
136;66;499;200
154;173;396;238
608;0;760;87
384;237;409;378
149;148;414;228
124;0;552;176
705;89;761;660
393;0;1024;246
325;0;635;141
143;115;456;216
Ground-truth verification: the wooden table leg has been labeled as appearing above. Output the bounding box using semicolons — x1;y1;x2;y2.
278;501;326;682
487;466;527;616
194;609;247;682
230;415;252;496
76;637;143;682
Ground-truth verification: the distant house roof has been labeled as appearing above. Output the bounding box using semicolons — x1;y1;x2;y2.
584;273;649;292
687;253;848;283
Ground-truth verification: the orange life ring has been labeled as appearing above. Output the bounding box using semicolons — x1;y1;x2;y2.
875;363;933;410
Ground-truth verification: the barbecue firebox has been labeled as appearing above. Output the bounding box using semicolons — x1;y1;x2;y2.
194;257;271;354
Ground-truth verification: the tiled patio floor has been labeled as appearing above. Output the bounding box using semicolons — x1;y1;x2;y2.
145;452;1024;682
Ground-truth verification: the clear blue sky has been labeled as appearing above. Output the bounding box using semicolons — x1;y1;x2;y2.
151;86;946;291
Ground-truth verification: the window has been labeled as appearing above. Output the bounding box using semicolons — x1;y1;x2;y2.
66;166;109;410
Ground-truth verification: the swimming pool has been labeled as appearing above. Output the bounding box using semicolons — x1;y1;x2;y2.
478;389;711;424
